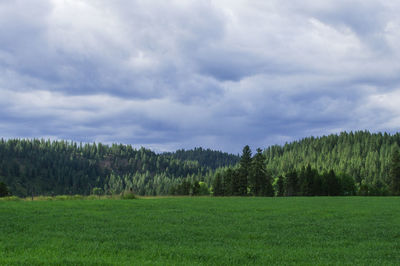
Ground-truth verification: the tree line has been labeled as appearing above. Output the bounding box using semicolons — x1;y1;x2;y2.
0;138;237;197
171;146;357;196
2;131;400;197
173;131;400;196
264;131;400;196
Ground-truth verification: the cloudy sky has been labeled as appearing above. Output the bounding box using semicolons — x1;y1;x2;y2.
1;0;400;153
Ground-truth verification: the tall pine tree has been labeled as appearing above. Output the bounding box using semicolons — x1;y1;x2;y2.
212;173;224;196
390;147;400;195
285;170;299;196
250;148;273;196
238;145;252;196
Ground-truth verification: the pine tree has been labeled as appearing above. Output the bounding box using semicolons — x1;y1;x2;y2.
238;145;252;196
212;173;224;196
389;147;400;195
275;176;285;196
324;169;341;196
340;173;356;196
249;148;264;195
285;170;299;196
223;168;235;196
0;181;10;197
299;164;316;196
191;181;200;196
250;148;274;196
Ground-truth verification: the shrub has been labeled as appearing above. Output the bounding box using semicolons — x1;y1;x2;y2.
35;196;53;201
0;196;20;201
120;190;136;200
54;195;70;201
72;195;84;200
92;187;103;197
86;195;98;200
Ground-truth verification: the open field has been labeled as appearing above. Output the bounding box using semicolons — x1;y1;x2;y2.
1;197;400;265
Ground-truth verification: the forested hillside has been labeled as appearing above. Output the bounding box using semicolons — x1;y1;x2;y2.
163;147;239;169
180;131;400;197
1;131;400;197
264;131;400;194
0;139;238;197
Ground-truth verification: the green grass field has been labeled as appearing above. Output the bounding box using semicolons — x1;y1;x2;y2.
1;197;400;265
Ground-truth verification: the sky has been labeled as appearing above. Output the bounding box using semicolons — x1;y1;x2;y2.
1;0;400;153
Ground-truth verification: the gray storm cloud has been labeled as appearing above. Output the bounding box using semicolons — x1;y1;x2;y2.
1;0;400;153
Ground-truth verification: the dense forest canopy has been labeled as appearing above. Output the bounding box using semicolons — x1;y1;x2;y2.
1;130;400;197
163;147;239;169
264;131;400;191
206;131;400;197
0;139;238;197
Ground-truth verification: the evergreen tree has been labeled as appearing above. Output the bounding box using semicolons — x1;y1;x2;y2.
212;173;224;196
191;181;200;196
250;148;274;196
299;164;315;196
285;170;299;196
275;176;285;196
370;179;388;196
323;169;341;196
389;147;400;195
0;181;10;197
312;173;323;196
229;168;240;196
340;173;356;196
249;148;265;195
238;145;252;196
260;173;274;197
176;180;191;195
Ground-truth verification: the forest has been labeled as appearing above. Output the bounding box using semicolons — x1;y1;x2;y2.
206;131;400;196
0;140;238;197
1;130;400;197
264;131;400;196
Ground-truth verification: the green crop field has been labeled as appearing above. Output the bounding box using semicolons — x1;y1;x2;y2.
1;197;400;265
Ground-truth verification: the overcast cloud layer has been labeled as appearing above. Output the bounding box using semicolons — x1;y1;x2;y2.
1;0;400;153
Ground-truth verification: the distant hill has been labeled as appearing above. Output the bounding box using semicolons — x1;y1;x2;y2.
0;139;238;197
264;131;400;188
162;147;239;169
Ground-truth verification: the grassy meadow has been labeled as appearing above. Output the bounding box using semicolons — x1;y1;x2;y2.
1;196;400;265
